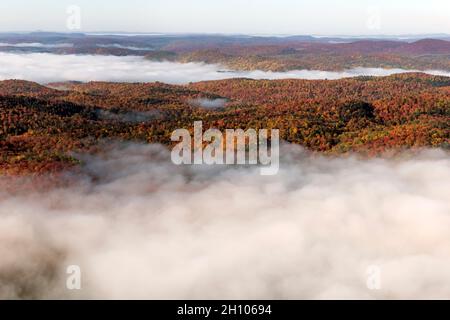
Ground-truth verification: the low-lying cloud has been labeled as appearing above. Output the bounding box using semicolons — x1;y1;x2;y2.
189;97;228;109
96;109;160;123
0;43;73;48
96;44;154;51
1;143;449;299
0;52;449;84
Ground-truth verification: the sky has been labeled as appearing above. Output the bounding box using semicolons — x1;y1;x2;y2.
0;0;449;35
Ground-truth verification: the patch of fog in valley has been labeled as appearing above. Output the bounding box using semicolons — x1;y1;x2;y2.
0;52;449;84
189;97;228;109
96;109;161;123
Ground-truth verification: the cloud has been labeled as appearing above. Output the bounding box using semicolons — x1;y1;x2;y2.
96;44;154;51
0;52;449;84
0;43;73;48
0;143;449;299
96;109;160;123
189;97;228;109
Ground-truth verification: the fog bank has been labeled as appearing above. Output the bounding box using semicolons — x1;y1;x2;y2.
189;98;228;109
1;144;449;299
0;52;449;84
0;43;73;48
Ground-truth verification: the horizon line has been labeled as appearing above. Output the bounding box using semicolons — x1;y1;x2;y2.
0;30;449;38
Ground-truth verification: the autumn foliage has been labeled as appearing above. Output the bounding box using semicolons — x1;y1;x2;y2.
0;73;449;175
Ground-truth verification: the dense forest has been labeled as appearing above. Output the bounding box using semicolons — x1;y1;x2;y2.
176;40;450;72
0;73;449;175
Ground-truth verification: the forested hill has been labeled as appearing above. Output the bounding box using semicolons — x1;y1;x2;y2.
0;73;449;175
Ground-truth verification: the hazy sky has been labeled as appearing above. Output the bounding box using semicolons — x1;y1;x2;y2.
0;0;449;35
